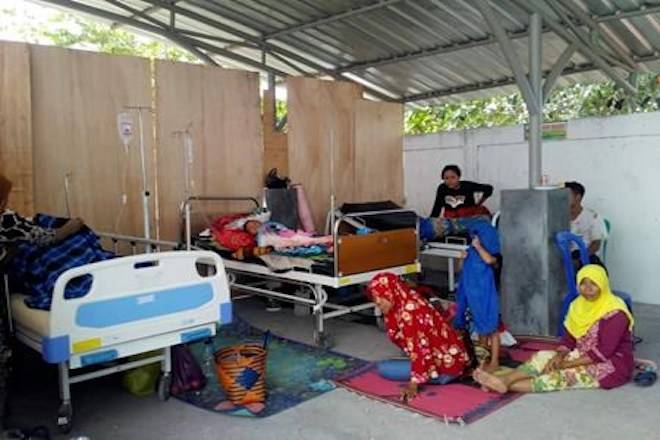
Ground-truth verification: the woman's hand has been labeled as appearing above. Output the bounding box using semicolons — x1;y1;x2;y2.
54;218;85;242
471;236;482;249
543;352;566;373
401;382;418;402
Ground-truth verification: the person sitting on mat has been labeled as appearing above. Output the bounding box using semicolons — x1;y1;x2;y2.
427;164;493;238
453;221;502;372
367;273;470;402
473;264;634;394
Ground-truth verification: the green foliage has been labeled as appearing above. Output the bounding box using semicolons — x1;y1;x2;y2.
405;74;659;135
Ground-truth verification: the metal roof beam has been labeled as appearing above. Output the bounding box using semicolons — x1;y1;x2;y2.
334;3;659;74
474;0;540;115
556;0;636;70
137;0;396;101
511;0;637;95
38;0;298;74
400;52;660;103
542;43;577;101
263;0;405;40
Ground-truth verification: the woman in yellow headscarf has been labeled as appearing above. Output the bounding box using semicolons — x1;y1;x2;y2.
474;264;634;393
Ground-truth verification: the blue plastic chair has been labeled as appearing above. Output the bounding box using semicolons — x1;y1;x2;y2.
554;231;633;337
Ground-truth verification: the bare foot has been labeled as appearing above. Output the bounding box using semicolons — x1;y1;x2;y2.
473;369;508;394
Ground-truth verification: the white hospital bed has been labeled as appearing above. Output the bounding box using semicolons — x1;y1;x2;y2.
183;196;420;348
7;236;231;433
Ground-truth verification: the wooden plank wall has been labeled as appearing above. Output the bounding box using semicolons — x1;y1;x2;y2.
287;77;363;229
155;61;263;240
30;46;153;235
0;42;34;215
287;77;404;229
262;89;288;176
354;100;404;205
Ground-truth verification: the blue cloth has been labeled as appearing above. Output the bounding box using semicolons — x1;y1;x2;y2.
377;359;456;385
8;214;114;310
454;221;500;335
419;218;435;241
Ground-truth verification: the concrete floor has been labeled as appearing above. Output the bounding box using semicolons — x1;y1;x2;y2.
7;298;660;440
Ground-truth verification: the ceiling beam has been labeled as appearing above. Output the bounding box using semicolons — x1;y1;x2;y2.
511;0;637;95
400;52;660;103
334;3;660;74
263;0;405;40
474;0;540;114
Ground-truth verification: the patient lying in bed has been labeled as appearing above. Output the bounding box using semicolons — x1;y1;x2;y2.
210;213;333;260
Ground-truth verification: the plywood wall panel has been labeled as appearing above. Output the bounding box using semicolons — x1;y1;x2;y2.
0;42;33;215
30;46;153;235
287;77;363;229
155;61;263;240
262;89;288;176
354;100;404;205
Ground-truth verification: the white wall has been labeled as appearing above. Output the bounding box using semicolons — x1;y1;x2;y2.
404;111;660;305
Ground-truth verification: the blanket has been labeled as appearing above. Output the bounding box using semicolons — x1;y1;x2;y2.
8;214;113;310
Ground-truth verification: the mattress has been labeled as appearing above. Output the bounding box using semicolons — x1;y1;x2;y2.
10;294;49;337
194;238;335;276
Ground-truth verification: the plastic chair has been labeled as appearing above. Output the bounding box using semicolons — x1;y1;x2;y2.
602;218;611;264
554;231;633;337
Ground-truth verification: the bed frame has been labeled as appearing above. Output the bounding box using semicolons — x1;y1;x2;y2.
183;195;420;347
7;234;231;433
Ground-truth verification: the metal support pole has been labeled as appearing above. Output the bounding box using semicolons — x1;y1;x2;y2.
529;12;543;188
474;0;540;115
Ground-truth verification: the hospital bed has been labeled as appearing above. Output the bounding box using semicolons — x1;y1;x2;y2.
5;234;232;433
419;212;500;293
183;195;420;348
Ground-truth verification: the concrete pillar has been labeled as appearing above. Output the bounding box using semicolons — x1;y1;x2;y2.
500;188;569;336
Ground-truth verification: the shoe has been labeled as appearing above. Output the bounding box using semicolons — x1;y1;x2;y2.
265;299;281;312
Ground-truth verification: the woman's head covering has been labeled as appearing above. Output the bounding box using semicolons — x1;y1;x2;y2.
0;174;12;207
564;264;634;338
468;220;500;255
367;272;415;312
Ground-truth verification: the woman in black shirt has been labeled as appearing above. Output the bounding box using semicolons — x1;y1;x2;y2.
430;165;493;219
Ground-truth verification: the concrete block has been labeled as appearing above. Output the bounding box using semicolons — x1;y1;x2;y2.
500;188;569;336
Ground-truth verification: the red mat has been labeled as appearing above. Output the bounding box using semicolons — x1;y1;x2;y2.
336;336;560;425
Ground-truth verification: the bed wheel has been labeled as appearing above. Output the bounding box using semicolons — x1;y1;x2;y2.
56;402;73;434
158;373;171;401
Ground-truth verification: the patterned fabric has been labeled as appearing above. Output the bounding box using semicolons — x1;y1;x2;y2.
517;350;599;392
454;221;500;335
1;209;56;247
211;213;257;252
367;273;469;384
561;310;633;389
8;214;113;310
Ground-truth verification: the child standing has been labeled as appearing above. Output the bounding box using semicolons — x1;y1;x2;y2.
454;221;501;372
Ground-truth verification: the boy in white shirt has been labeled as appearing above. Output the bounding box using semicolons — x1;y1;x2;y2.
565;181;607;267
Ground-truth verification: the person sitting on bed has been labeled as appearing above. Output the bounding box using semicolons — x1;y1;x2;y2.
0;174;84;264
473;265;634;394
427;165;493;238
367;273;470;402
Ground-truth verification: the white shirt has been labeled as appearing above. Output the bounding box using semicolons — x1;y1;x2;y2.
570;207;606;250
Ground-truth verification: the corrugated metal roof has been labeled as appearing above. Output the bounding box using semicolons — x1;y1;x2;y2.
37;0;660;104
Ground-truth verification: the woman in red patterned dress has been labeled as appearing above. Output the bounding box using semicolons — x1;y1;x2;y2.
368;273;470;401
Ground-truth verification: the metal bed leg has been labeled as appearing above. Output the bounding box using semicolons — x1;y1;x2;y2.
57;362;73;433
3;274;12;334
158;346;172;401
312;285;331;348
448;257;456;293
